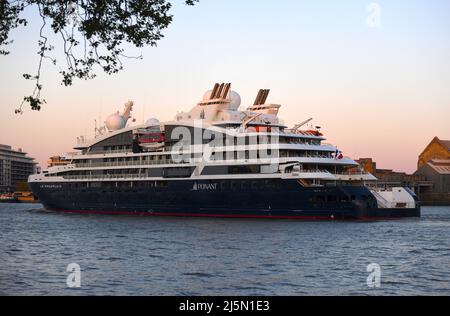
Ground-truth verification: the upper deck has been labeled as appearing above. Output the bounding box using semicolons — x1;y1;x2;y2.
38;83;369;185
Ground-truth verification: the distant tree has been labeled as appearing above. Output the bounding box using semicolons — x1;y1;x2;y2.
0;0;198;113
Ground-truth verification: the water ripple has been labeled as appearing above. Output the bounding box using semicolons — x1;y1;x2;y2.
1;204;450;295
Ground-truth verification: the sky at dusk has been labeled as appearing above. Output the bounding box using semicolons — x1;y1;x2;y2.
0;0;449;173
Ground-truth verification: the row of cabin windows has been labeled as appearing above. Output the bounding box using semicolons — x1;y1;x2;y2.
50;162;337;178
279;137;321;145
102;155;173;162
309;194;374;203
54;169;141;176
224;180;284;190
310;195;355;203
280;150;332;158
101;145;131;151
75;149;332;166
167;135;275;147
70;181;169;189
87;136;320;153
201;150;330;159
57;165;259;177
168;135;320;147
76;155;173;165
67;180;283;190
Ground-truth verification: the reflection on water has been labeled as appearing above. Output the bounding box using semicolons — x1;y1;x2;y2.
0;204;449;295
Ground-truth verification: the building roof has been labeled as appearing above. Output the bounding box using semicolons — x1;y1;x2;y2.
419;137;450;158
439;139;450;151
0;144;36;163
426;159;450;175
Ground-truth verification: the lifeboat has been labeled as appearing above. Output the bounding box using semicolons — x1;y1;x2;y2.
134;126;165;151
305;130;323;136
139;132;165;144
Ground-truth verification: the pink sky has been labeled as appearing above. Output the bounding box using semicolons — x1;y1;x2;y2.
1;1;449;173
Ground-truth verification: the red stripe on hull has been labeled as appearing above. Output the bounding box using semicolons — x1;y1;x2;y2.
45;208;407;221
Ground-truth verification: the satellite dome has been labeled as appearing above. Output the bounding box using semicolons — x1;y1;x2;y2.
203;89;213;101
228;90;241;110
145;118;160;126
105;113;126;131
202;87;241;109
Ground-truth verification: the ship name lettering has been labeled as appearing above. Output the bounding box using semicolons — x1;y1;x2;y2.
194;183;217;190
40;184;62;189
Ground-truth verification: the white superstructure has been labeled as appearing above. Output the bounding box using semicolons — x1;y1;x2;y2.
30;83;377;186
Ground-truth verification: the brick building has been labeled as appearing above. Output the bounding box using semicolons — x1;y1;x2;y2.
355;137;450;205
417;137;450;169
355;158;429;191
414;137;450;204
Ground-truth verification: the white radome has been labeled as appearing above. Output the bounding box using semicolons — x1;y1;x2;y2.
202;89;241;110
145;118;160;126
105;113;126;131
202;89;213;101
228;90;241;110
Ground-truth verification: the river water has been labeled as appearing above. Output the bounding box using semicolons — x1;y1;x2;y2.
1;203;449;295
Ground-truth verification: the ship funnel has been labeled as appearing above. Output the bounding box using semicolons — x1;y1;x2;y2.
222;83;231;99
253;89;270;105
208;82;232;99
215;83;224;99
210;83;220;99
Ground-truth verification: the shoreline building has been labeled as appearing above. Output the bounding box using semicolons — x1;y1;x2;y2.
0;144;37;192
417;137;450;169
355;136;450;205
414;137;450;205
354;157;431;192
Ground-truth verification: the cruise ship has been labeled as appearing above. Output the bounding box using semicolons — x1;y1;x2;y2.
29;83;420;219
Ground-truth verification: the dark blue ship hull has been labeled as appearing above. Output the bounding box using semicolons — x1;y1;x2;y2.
29;179;420;219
